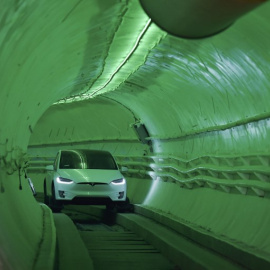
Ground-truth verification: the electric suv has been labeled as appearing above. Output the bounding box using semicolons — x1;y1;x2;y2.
44;149;127;210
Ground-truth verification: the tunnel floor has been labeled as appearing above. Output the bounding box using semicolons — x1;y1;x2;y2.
76;221;174;270
39;197;248;270
59;207;175;270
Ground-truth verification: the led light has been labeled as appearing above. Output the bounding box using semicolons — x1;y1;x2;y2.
56;177;73;184
111;178;126;185
89;18;152;98
54;18;152;104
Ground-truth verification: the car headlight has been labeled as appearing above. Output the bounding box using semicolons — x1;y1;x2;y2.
56;177;73;184
111;178;126;185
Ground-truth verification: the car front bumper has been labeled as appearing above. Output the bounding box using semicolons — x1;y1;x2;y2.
55;181;126;202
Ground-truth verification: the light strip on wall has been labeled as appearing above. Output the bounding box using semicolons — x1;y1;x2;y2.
88;18;152;98
55;18;152;104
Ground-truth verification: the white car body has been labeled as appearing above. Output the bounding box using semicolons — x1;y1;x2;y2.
44;149;127;206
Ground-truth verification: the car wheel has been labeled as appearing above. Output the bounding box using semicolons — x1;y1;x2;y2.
43;179;49;205
50;184;63;212
116;197;134;213
106;202;117;211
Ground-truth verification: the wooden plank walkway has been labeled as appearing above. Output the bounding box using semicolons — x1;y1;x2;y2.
78;223;174;270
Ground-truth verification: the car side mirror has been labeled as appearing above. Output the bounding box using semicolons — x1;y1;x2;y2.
121;166;128;172
45;165;54;171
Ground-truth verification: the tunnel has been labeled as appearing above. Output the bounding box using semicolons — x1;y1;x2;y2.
1;0;270;269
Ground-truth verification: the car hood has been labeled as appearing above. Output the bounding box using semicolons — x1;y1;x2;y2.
57;169;124;184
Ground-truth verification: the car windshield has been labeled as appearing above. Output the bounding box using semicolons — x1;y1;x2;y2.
59;150;118;170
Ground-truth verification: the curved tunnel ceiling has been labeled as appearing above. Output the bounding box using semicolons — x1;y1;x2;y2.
1;0;270;161
27;0;270;159
1;0;270;269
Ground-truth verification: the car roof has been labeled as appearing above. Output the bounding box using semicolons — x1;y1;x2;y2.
60;149;112;155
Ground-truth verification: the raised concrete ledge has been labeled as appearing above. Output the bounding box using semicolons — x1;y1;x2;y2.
61;204;270;269
53;213;94;270
116;212;243;270
80;205;242;269
34;204;56;270
133;205;270;270
34;205;93;270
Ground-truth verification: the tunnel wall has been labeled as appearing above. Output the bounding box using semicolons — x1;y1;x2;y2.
28;97;147;155
27;96;149;192
28;95;270;261
101;2;270;260
0;1;131;269
0;173;44;270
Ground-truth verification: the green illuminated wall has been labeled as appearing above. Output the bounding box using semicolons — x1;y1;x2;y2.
1;0;270;269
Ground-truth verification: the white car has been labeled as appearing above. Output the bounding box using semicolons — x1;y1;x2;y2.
44;149;127;210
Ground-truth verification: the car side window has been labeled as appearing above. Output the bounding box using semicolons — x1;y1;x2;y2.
54;153;59;170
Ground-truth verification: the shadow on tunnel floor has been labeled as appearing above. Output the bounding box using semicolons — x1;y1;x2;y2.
35;192;134;226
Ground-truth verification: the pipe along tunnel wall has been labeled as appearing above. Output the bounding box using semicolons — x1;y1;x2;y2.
1;0;270;269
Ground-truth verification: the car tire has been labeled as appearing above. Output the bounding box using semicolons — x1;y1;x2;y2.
116;197;134;213
106;202;117;211
43;179;49;205
50;184;63;213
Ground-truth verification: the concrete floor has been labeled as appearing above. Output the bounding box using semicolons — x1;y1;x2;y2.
77;222;175;270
